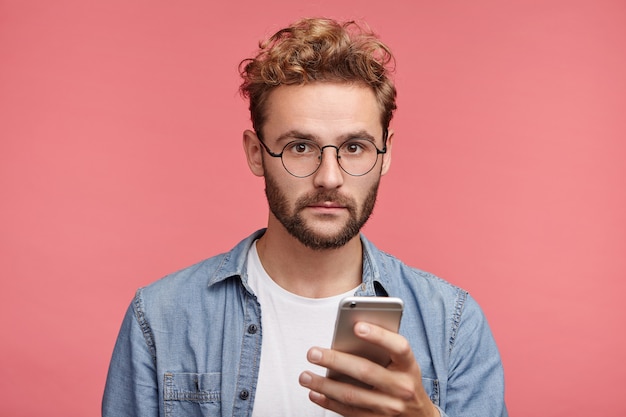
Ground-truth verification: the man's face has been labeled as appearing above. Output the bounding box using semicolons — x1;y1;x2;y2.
252;83;392;250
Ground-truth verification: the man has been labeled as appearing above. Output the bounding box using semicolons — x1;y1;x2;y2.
103;18;507;417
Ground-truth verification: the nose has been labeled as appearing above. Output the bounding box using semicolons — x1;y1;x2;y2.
312;145;344;188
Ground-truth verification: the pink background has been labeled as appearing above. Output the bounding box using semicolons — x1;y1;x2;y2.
1;1;625;415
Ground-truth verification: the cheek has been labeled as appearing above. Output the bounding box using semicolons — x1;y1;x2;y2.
356;176;380;195
357;178;382;206
280;178;307;199
265;169;307;201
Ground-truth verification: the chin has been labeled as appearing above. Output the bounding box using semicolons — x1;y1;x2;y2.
289;223;362;251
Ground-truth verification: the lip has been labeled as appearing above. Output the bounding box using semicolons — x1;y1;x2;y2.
312;202;344;208
306;202;348;212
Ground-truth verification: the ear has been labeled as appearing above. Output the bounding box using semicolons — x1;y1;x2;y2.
243;129;265;177
380;129;393;176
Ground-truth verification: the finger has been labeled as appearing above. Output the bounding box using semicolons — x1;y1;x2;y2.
350;324;426;400
306;347;389;390
354;322;415;368
299;370;406;416
309;390;388;417
305;346;420;404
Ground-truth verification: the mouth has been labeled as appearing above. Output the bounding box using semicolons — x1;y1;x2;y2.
304;201;349;216
309;201;346;209
297;192;354;215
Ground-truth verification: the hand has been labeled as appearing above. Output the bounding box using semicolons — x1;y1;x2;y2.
299;322;439;417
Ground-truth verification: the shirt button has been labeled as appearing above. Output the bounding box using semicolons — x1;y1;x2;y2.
239;389;250;400
247;324;258;334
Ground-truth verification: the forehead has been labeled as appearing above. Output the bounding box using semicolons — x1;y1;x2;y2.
262;83;383;141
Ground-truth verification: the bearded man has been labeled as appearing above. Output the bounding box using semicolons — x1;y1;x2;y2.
103;17;507;417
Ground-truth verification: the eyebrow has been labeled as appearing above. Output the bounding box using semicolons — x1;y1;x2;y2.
274;129;378;144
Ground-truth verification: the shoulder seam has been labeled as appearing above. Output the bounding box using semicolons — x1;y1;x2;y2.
449;289;468;354
132;288;157;365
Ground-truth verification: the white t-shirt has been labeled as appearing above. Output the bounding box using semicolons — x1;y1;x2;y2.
247;241;356;417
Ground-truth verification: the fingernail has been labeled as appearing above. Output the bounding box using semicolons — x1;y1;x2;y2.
309;391;323;401
299;372;312;386
309;348;322;362
356;323;370;335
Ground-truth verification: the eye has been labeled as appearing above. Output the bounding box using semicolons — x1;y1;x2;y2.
286;141;317;155
341;140;369;155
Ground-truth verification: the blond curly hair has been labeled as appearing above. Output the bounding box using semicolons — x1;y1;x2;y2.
239;18;397;136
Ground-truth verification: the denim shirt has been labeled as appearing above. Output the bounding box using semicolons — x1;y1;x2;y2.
103;230;507;417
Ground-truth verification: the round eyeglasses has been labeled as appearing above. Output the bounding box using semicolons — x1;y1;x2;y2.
257;132;388;178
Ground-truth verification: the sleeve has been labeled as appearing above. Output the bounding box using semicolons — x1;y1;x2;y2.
441;294;508;417
102;292;159;417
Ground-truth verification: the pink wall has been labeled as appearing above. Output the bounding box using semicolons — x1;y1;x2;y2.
1;1;624;415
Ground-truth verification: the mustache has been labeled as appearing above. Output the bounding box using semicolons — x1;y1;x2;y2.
295;190;356;211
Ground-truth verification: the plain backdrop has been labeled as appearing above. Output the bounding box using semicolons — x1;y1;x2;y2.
1;0;625;416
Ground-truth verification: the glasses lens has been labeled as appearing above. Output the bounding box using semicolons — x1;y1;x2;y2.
281;140;322;177
337;139;380;176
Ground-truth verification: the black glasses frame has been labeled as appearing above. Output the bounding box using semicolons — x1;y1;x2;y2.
257;129;388;178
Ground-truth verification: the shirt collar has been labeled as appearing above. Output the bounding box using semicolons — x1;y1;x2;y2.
207;229;391;297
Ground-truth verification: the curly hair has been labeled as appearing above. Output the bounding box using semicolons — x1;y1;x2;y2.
239;18;397;135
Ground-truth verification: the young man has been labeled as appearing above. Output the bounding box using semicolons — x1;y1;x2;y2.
103;18;507;417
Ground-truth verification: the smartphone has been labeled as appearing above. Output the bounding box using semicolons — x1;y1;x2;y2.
327;296;404;387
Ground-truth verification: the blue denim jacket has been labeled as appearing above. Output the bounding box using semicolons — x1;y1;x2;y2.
103;230;507;417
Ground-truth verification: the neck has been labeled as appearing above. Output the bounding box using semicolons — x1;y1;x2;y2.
256;222;363;298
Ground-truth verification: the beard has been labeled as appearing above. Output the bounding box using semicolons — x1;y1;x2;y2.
264;171;380;251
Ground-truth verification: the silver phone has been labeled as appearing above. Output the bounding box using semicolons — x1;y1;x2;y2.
327;296;404;386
